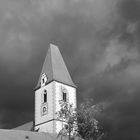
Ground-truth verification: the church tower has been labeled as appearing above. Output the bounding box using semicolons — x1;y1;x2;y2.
34;44;77;134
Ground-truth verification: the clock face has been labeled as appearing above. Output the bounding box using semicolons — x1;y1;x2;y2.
41;103;48;116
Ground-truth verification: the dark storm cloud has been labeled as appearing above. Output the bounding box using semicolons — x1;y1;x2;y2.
0;0;140;139
118;0;140;22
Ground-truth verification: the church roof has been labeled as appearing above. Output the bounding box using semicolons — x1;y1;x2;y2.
0;129;57;140
35;44;76;90
13;121;33;131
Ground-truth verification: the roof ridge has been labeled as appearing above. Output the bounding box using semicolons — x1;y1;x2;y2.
50;44;54;81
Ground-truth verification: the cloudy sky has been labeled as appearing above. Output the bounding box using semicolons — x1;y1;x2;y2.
0;0;140;139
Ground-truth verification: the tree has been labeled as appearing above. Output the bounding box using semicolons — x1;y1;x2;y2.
56;100;77;140
76;99;104;140
56;99;105;140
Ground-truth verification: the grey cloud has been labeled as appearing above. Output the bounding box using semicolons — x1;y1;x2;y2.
0;0;140;139
118;0;140;22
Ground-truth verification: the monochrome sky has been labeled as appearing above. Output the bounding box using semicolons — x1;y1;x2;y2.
0;0;140;139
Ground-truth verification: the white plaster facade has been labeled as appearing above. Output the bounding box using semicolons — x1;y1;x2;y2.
34;81;76;134
54;81;76;133
34;81;55;133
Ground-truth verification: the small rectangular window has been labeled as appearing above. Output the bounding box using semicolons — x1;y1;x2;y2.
63;92;67;102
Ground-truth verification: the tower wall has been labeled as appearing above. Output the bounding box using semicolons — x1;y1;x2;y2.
34;82;55;132
34;81;76;134
54;81;77;133
54;81;76;114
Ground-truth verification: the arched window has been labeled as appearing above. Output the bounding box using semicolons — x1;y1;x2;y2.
63;92;67;102
61;86;69;102
43;90;47;103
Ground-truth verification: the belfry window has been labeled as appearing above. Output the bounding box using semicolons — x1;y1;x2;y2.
63;92;67;102
41;73;47;87
42;78;45;84
43;90;47;103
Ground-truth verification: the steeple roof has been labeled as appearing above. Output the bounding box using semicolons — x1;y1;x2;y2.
35;44;76;90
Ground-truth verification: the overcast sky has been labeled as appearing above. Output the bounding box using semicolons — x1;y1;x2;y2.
0;0;140;139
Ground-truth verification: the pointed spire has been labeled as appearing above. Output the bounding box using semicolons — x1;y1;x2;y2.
35;44;76;90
